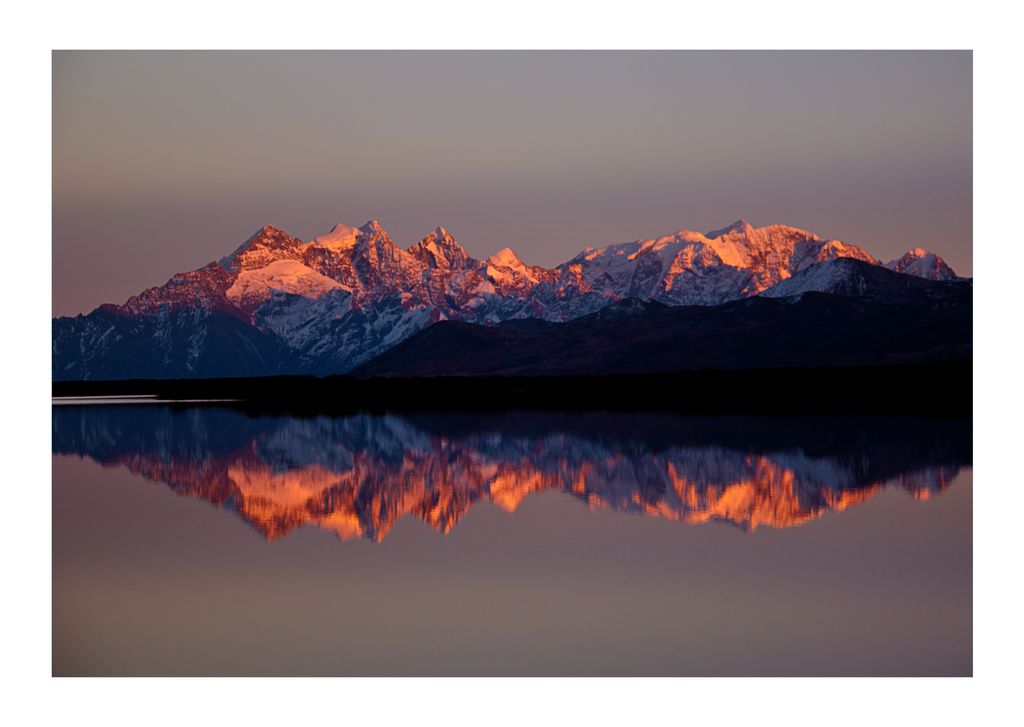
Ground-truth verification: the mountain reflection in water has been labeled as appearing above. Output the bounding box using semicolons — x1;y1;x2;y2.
51;407;970;542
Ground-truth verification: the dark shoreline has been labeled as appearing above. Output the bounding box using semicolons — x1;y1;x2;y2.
52;359;971;417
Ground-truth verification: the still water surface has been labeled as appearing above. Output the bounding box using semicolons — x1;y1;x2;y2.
52;406;971;676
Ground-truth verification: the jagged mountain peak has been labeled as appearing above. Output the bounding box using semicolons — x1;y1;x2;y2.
710;220;826;244
352;220;398;260
418;226;457;244
487;246;524;267
706;219;754;238
485;247;540;286
886;248;958;281
236;224;296;248
408;226;472;269
250;223;289;239
311;223;361;250
220;224;304;271
359;219;388;235
328;222;361;237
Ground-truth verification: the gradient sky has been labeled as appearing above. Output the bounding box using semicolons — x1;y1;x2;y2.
53;51;971;317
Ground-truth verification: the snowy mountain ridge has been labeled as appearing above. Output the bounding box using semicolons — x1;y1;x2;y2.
53;218;962;380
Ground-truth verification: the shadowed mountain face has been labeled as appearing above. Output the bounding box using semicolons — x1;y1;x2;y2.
354;268;971;377
52;406;970;542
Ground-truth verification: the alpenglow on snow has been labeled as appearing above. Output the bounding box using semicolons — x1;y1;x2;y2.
52;219;959;380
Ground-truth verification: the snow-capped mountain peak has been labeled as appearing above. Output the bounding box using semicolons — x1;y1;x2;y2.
359;219;387;235
408;227;472;269
705;219;755;238
220;224;304;272
485;246;539;285
312;223;361;249
886;248;958;281
487;246;524;268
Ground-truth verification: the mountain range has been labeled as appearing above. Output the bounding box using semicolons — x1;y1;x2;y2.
52;219;965;380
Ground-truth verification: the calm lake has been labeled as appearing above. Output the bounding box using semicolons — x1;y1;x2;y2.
52;405;972;676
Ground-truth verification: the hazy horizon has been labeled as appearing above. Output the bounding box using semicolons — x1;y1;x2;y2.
53;50;971;316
